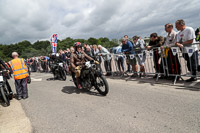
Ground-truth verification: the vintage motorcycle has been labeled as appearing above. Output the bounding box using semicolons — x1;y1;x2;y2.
51;61;67;81
0;70;13;106
72;60;109;96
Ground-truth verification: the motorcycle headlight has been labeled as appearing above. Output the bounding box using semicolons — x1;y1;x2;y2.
85;61;91;68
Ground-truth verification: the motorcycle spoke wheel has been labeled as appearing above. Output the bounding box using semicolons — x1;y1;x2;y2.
0;86;10;106
95;76;109;96
61;70;66;81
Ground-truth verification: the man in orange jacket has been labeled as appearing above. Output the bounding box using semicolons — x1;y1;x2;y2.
9;52;29;100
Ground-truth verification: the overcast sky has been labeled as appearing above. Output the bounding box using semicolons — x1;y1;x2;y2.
0;0;199;44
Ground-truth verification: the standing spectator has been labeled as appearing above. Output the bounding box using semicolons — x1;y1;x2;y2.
124;35;131;72
41;56;49;72
59;50;66;62
161;23;181;80
121;37;137;77
195;27;200;42
93;45;102;72
147;33;164;78
115;44;125;73
9;52;29;100
90;45;93;49
70;46;75;54
83;43;94;58
59;49;67;72
98;45;112;76
138;36;145;45
37;57;42;72
92;45;99;59
65;49;71;66
132;36;146;77
175;19;199;82
30;57;37;72
67;47;75;73
65;49;71;57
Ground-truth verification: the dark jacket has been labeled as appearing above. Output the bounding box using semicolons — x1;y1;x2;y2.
148;36;164;50
60;53;66;62
84;48;95;58
195;27;200;41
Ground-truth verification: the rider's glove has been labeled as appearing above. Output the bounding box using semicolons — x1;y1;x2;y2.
94;61;99;64
75;66;81;78
75;66;80;71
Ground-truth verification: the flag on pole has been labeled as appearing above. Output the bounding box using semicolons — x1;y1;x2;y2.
50;34;58;53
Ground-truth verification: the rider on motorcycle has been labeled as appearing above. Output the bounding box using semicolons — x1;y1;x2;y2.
70;42;98;89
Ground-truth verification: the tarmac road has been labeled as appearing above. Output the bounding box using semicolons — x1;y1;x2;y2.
19;72;200;133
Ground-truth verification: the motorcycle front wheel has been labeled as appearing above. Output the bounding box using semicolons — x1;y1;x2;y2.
0;86;10;106
60;69;66;81
95;76;109;96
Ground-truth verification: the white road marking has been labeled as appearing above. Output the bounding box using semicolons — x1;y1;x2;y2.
31;78;42;81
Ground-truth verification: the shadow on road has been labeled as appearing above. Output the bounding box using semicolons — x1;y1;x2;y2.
46;78;55;81
175;87;200;91
46;77;65;81
106;75;200;91
62;86;103;96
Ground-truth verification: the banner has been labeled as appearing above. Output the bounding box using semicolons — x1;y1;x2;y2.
185;47;195;57
171;47;179;56
50;34;58;53
149;51;153;57
138;53;143;61
129;54;135;59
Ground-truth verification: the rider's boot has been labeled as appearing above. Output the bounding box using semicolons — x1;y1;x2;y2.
76;78;82;89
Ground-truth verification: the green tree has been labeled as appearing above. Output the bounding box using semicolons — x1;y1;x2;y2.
111;38;119;44
99;37;109;43
88;37;98;45
33;40;50;50
21;47;40;59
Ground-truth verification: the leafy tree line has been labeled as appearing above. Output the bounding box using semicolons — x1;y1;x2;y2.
0;37;119;62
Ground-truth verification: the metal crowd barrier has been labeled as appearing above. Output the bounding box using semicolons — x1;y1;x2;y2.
98;42;200;85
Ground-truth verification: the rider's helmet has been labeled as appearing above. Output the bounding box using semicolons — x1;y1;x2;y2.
73;42;82;51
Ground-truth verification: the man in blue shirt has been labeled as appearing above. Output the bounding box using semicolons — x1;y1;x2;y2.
41;56;49;72
121;38;137;77
124;35;131;72
121;39;133;53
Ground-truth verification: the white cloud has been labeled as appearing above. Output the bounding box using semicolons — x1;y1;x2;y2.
0;0;199;44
